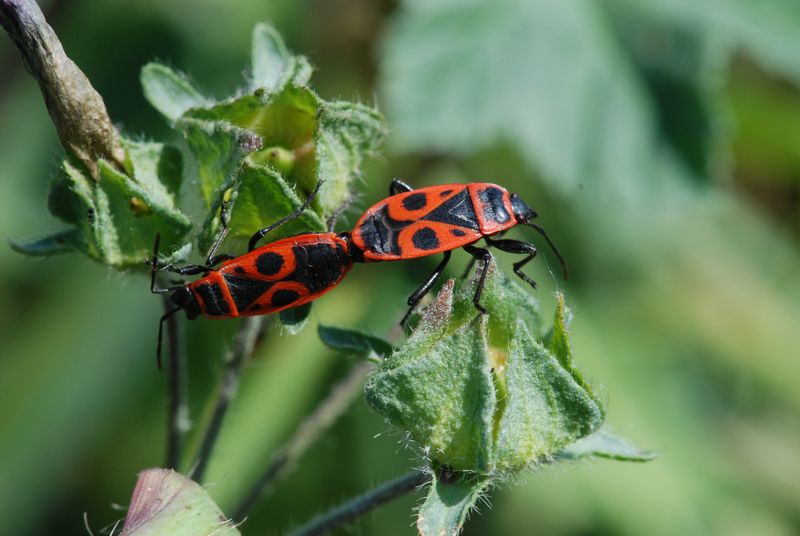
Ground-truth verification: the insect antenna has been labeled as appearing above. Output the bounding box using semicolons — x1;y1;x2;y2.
527;222;568;281
150;234;169;294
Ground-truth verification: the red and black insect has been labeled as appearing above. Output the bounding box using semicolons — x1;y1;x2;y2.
352;179;567;323
151;182;358;365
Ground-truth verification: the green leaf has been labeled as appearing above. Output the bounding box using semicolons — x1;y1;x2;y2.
120;468;239;536
180;117;263;207
318;325;394;359
557;427;656;462
159;30;384;255
381;0;657;197
28;141;191;267
141;63;207;122
602;6;731;180
187;86;319;154
8;230;81;256
315;101;387;215
216;160;325;251
613;0;800;85
417;471;490;536
182;77;384;221
546;292;602;409
251;22;291;91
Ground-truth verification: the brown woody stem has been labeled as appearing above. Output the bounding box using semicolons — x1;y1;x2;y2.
0;0;126;177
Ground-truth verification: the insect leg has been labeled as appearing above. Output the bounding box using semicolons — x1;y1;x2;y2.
326;189;356;232
160;263;210;276
150;234;197;290
389;178;414;195
151;235;167;294
400;250;452;326
205;198;232;266
462;244;492;314
484;237;538;290
248;180;324;251
157;306;181;370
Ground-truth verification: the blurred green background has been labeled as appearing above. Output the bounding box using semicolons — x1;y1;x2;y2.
1;0;799;534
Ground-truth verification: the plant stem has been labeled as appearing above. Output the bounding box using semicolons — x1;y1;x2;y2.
0;0;125;176
233;360;373;520
190;317;265;482
162;295;188;471
287;470;430;536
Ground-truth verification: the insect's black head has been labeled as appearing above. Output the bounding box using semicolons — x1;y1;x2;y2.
510;193;538;223
170;287;200;319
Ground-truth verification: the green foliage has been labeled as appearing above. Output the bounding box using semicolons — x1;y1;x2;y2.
366;263;610;475
374;265;647;534
143;25;385;253
417;471;490;536
139;63;207;122
382;0;657;197
318;325;394;360
9;3;799;534
557;427;657;462
18;22;385;267
13;141;191;266
613;0;800;85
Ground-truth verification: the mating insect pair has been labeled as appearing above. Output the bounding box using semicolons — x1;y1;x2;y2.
151;179;567;363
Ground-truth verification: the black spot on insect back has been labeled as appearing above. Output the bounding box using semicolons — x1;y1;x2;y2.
451;229;466;237
412;227;440;250
271;289;300;307
256;252;284;276
291;243;347;292
402;192;427;211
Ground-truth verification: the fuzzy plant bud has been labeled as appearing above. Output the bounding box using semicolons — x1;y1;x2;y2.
365;260;605;474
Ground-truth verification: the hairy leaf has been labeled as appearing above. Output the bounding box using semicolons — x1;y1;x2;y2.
417;471;490;536
18;140;191;267
557;427;656;462
250;22;291;91
318;325;394;359
141;63;207;122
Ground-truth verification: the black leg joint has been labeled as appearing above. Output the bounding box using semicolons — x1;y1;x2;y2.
390;178;414;195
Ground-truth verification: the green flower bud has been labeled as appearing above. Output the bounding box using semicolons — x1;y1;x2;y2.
365;260;604;474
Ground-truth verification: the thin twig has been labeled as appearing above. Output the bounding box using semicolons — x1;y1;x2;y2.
0;0;125;176
190;317;265;482
233;360;374;520
287;470;430;536
162;295;188;470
